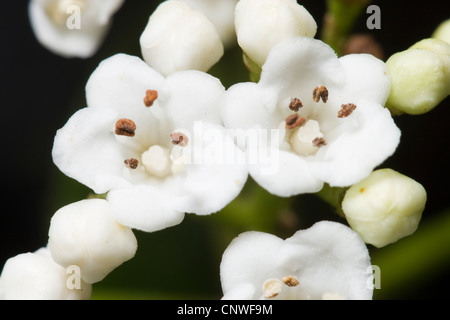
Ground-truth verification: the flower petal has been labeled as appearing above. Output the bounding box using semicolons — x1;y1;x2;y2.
249;148;323;197
171;123;248;215
164;70;225;130
220;231;285;298
279;221;373;300
339;53;392;106
52;107;131;194
107;184;185;233
259;37;344;113
310;99;401;187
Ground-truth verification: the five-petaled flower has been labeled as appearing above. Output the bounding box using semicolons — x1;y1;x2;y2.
220;221;373;300
52;53;248;232
221;36;401;197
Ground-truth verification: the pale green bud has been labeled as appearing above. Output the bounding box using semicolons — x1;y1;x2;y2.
432;19;450;44
386;38;450;115
342;169;426;248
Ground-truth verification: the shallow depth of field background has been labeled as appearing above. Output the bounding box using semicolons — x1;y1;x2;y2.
0;0;449;299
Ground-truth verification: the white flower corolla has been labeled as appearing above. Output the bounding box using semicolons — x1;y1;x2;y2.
220;221;373;300
432;19;450;44
342;169;427;248
48;199;138;284
29;0;125;58
52;54;248;232
180;0;238;48
386;38;450;115
140;0;224;77
235;0;317;66
0;248;91;300
221;37;400;197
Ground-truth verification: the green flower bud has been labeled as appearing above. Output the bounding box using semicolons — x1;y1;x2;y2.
342;169;427;248
386;38;450;115
432;19;450;44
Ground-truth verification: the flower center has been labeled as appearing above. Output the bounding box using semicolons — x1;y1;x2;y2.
141;145;172;178
46;0;86;26
290;119;325;156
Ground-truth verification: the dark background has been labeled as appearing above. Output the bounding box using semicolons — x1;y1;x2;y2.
0;0;449;299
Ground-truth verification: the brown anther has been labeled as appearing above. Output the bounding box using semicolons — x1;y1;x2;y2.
338;103;357;118
285;114;306;130
144;89;158;107
282;276;300;287
124;158;139;169
312;137;327;147
289;98;303;112
170;132;189;147
115;119;136;137
313;86;329;103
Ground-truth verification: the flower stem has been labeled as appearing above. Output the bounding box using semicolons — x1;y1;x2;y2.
321;0;372;56
242;53;262;83
315;183;348;217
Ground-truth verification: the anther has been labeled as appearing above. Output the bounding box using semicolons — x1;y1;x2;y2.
144;89;158;107
313;86;329;103
115;119;136;137
289;98;303;112
338;103;357;118
170;132;189;147
282;276;300;287
312;137;327;147
285;114;306;130
124;158;139;169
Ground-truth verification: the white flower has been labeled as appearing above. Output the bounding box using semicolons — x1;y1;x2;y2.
221;37;400;197
48;199;138;284
0;248;91;300
220;221;373;300
140;0;224;77
52;53;248;232
235;0;317;66
180;0;238;48
29;0;125;58
342;169;427;248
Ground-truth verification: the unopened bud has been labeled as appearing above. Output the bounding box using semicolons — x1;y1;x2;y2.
342;169;426;248
432;19;450;44
386;38;450;115
140;0;224;76
235;0;317;67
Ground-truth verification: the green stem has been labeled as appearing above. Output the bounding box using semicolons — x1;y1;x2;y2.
315;184;348;217
242;52;262;83
321;0;372;56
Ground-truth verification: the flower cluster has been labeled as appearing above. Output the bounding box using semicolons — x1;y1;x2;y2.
3;0;447;300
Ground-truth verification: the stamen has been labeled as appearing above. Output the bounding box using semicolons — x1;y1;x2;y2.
282;276;300;287
313;86;329;103
170;132;189;147
124;158;139;169
312;137;327;147
289;98;303;112
285;114;306;130
338;103;357;118
144;89;158;107
115;119;136;137
262;279;283;299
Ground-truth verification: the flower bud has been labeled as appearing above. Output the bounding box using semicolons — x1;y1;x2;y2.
386;38;450;115
140;0;224;76
342;169;427;248
235;0;317;66
432;19;450;44
0;248;91;300
48;199;138;284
